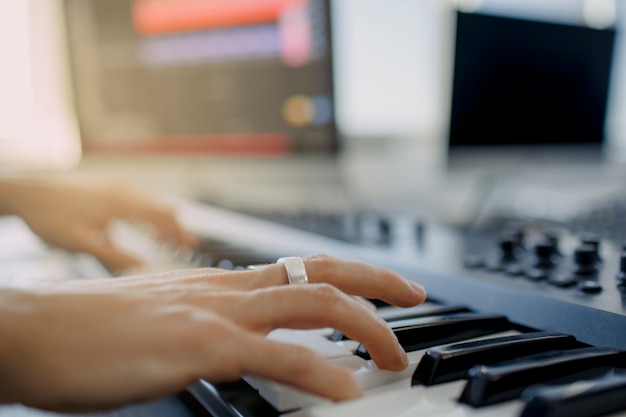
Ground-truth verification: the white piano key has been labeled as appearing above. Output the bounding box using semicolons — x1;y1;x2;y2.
282;361;626;417
244;328;352;390
268;328;336;340
246;308;441;395
376;301;446;320
257;351;420;412
282;379;524;417
242;374;259;390
256;330;520;412
284;375;626;417
333;340;361;353
267;329;356;359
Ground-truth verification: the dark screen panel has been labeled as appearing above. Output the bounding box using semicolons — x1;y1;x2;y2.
64;0;337;155
449;11;616;148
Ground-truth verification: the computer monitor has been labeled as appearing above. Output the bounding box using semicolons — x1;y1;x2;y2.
63;0;337;155
447;10;616;170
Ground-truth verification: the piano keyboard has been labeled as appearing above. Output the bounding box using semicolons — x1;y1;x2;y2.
188;301;626;417
172;200;626;417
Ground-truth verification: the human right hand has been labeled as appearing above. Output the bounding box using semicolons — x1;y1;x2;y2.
0;255;426;413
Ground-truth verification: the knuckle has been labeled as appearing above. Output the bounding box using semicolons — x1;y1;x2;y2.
305;283;351;314
309;282;343;301
305;253;338;273
181;311;231;350
283;346;319;377
180;313;245;379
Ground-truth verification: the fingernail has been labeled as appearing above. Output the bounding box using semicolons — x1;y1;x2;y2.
398;344;409;367
391;329;409;367
344;383;364;400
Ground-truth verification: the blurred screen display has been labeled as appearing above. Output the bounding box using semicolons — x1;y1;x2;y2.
64;0;336;155
449;11;616;148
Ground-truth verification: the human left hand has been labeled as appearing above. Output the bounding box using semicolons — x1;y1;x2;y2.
1;176;197;273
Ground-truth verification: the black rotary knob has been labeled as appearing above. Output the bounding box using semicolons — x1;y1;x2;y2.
506;228;525;249
498;238;517;262
533;241;556;268
542;231;560;255
573;245;598;275
580;234;601;262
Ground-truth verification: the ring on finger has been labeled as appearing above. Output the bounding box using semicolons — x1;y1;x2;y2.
276;257;309;285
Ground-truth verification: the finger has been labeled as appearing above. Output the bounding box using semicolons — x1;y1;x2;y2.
108;268;247;291
354;296;377;312
118;201;198;249
255;254;426;308
145;211;196;249
221;284;409;371
234;331;362;402
76;229;143;273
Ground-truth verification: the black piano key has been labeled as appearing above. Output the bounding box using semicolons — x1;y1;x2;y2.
520;369;626;417
379;304;472;322
412;331;580;386
328;305;471;342
459;347;626;408
355;313;511;360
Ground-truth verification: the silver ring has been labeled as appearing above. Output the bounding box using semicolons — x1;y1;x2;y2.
277;257;309;285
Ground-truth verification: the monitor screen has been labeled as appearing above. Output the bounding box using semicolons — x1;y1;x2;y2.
448;11;616;153
63;0;336;155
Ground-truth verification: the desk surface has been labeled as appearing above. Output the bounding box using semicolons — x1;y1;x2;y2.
76;140;626;227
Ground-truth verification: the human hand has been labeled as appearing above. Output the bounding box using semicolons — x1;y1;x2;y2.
0;176;197;273
3;255;426;412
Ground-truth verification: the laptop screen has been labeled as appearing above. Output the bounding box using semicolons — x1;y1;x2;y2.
63;0;337;155
448;11;616;151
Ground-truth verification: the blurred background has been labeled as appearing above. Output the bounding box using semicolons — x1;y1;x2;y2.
1;0;625;226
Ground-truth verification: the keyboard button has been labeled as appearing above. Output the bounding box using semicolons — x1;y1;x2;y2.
459;347;626;407
520;368;626;417
412;331;580;386
356;314;511;360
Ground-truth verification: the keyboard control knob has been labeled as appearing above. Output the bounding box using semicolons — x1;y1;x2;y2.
542;231;560;255
533;241;556;268
505;228;525;249
579;280;603;294
573;245;598;275
499;238;518;262
580;234;602;262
